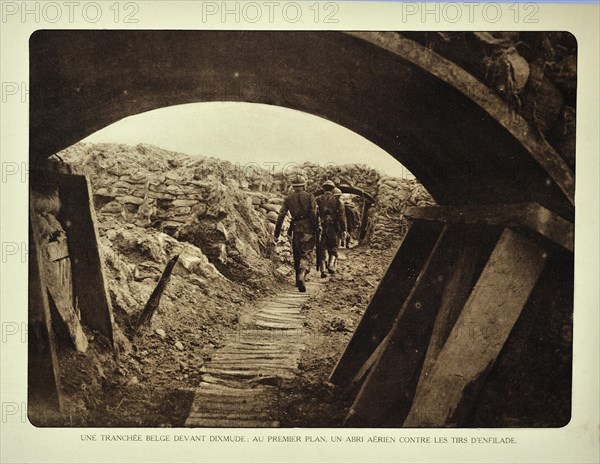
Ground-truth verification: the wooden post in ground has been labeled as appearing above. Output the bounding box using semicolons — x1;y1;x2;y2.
58;173;115;343
137;255;180;331
28;208;62;420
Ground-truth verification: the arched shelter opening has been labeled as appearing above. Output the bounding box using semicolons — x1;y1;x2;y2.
28;31;574;427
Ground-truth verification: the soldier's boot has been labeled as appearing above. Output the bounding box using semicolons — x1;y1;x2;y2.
328;255;337;274
297;269;307;293
320;260;328;278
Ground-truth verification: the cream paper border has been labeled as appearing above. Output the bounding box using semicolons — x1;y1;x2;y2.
1;2;598;463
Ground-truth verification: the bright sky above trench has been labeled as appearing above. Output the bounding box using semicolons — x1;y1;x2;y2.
83;102;414;179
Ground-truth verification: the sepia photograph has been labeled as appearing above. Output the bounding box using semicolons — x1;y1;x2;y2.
27;30;577;430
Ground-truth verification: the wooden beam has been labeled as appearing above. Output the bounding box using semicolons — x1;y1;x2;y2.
351;32;575;205
345;224;457;426
405;202;573;252
137;255;180;331
58;174;115;343
403;228;548;427
417;238;485;389
359;200;370;241
28;208;62;419
329;220;445;386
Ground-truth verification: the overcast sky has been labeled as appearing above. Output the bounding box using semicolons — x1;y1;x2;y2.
83;102;414;179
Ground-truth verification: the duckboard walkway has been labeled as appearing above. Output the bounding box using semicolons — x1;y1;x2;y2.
185;280;324;427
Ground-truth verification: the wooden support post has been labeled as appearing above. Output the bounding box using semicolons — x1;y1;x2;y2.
58;173;115;343
418;239;484;386
28;210;62;420
403;228;548;427
345;224;457;426
137;255;179;331
359;200;371;241
330;219;445;386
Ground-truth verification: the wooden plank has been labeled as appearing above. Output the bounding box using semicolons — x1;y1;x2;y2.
330;220;445;386
190;402;273;413
31;206;88;353
185;418;279;427
351;335;388;386
58;174;115;343
136;255;179;330
199;368;295;379
345;224;457;426
255;322;303;330
206;362;294;370
46;286;88;353
187;411;274;420
216;349;301;355
212;355;298;363
190;400;271;410
405;202;573;252
223;343;304;351
418;238;484;386
28;209;62;417
403;228;548;427
198;381;273;397
255;314;303;322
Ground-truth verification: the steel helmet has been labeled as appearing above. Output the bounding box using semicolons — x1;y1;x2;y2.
322;180;335;189
290;174;307;187
333;187;342;196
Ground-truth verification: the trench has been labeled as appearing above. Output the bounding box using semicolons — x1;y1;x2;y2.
185;280;324;427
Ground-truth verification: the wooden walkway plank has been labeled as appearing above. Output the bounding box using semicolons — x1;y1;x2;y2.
186;281;325;427
185;418;280;428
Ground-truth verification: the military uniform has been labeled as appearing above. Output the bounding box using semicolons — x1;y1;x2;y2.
274;177;318;292
344;203;361;247
316;185;346;275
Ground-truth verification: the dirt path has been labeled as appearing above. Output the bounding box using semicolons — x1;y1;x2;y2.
185;280;324;427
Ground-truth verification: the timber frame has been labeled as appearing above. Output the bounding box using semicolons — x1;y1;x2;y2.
331;203;573;427
28;162;115;424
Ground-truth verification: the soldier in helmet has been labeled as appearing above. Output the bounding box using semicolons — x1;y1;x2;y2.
274;174;318;292
316;182;347;277
343;199;361;248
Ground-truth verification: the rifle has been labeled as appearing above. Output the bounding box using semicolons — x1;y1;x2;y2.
315;226;322;271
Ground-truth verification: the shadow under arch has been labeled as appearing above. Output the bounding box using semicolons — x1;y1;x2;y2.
30;30;573;219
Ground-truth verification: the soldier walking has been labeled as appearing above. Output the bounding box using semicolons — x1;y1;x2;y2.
274;175;318;293
343;200;361;248
316;182;347;278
